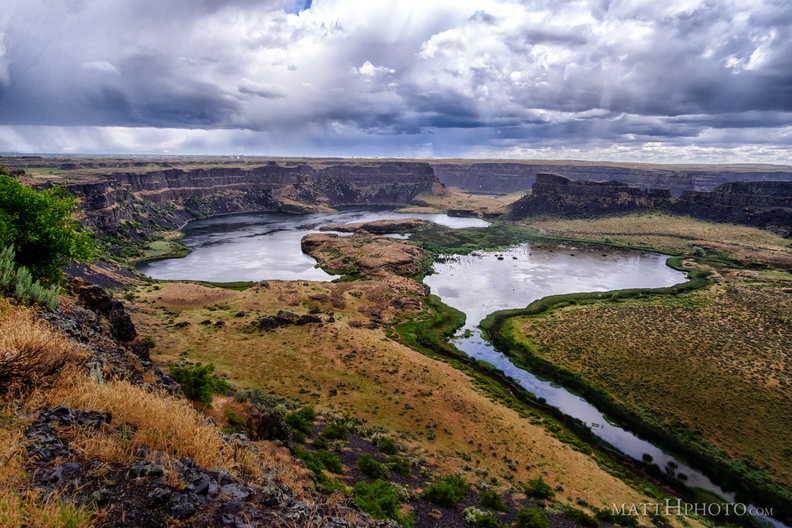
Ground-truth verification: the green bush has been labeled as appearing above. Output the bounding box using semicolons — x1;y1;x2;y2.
222;410;246;434
0;168;93;285
379;437;399;455
316;449;344;474
514;508;549;528
313;435;329;450
284;405;316;443
524;476;555;500
357;454;388;479
321;420;350;441
562;506;599;528
386;455;411;477
0;246;60;309
168;362;229;407
595;509;639;527
353;479;414;527
463;506;502;527
423;474;468;507
479;489;507;512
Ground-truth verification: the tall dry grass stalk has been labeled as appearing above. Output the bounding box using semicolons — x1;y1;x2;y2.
37;371;236;471
0;299;86;394
0;412;95;528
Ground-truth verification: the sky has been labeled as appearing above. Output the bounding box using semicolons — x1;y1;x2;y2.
0;0;791;163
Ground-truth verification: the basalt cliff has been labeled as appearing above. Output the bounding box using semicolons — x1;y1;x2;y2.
433;161;792;197
510;173;792;235
38;162;438;234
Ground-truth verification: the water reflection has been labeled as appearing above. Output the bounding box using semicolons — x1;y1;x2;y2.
138;208;488;282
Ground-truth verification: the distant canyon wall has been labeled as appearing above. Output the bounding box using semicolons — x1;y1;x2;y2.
509;173;792;235
41;162;438;233
432;162;792;197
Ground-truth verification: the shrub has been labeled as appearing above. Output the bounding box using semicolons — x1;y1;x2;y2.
168;362;229;407
0;168;93;285
143;335;156;348
379;437;399;455
462;506;502;528
479;489;507;512
321;420;350;441
357;454;388;479
0;247;60;309
316;449;344;474
284;405;316;443
514;508;549;528
353;479;414;527
222;410;246;434
313;435;329;450
0;300;83;393
562;506;599;528
386;455;411;477
423;474;468;507
596;509;639;527
524;476;555;500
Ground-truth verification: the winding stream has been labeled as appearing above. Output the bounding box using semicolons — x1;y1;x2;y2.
139;209;785;527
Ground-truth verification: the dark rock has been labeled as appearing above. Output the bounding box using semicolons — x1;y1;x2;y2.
174;321;192;328
296;314;322;325
72;280;138;342
170;492;196;519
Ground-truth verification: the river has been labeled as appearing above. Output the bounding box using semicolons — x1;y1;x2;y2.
139;208;784;527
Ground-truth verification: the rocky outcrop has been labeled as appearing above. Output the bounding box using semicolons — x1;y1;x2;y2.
38;162;438;234
433;162;792;197
508;173;792;235
508;173;671;219
672;181;792;235
319;218;430;234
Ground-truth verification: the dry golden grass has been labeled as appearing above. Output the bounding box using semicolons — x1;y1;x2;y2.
32;370;237;471
0;400;96;527
0;300;87;394
510;275;792;487
403;187;523;215
128;280;692;518
529;213;792;266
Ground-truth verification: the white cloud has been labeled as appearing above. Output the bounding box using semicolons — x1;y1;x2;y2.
0;0;791;162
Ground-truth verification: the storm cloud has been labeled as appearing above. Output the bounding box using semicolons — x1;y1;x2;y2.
0;0;790;162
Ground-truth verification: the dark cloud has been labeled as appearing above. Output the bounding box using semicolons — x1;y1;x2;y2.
1;0;791;162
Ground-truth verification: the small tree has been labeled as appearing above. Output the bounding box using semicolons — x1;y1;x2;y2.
0;168;93;285
514;508;549;528
168;362;228;407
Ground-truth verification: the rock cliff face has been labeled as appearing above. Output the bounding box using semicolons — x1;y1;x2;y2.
43;162;438;233
509;173;792;235
433;162;792;197
508;173;671;218
672;181;792;235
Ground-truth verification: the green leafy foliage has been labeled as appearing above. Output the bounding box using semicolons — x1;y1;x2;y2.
356;454;388;479
386;455;411;477
0;246;60;309
562;506;599;528
284;405;316;443
523;476;555;500
595;508;639;527
0;168;93;284
315;449;344;474
352;479;414;528
320;420;350;441
294;446;347;494
463;507;502;528
422;474;468;507
379;437;399;455
167;362;229;407
479;489;507;512
514;508;549;528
